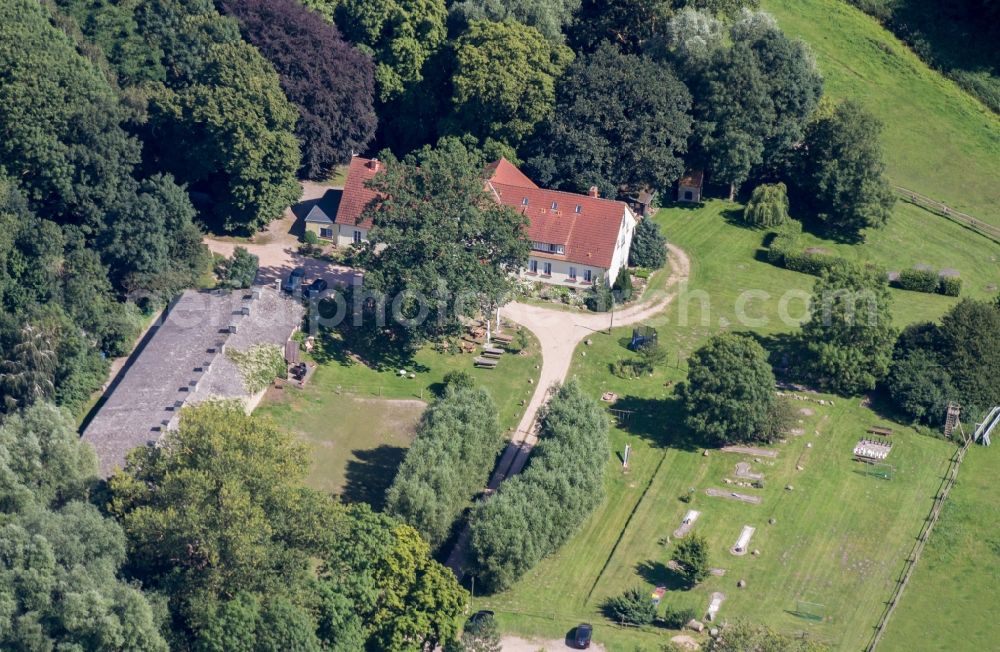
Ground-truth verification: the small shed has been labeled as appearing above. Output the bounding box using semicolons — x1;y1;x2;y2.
627;188;656;217
677;170;704;203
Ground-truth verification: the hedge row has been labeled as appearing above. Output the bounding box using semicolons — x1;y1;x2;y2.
385;386;503;550
768;231;962;296
895;267;962;296
468;380;610;593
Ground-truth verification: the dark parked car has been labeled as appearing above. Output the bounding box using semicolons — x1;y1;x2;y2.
282;267;305;293
573;623;593;649
303;278;328;299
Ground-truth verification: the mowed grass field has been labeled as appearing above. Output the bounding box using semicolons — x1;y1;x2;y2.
761;0;1000;225
879;444;1000;650
256;328;540;502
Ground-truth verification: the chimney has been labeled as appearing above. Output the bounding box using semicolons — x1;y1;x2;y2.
588;186;599;198
368;158;380;171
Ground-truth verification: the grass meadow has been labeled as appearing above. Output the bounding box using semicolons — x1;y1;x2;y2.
761;0;1000;225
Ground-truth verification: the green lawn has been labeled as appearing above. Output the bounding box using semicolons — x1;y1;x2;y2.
879;444;1000;651
256;328;541;501
761;0;1000;225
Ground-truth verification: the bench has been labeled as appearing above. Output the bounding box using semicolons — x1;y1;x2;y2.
474;357;499;368
867;426;894;436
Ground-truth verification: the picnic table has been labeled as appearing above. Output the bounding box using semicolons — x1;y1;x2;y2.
474;356;498;369
492;333;514;344
482;347;504;358
867;426;894;436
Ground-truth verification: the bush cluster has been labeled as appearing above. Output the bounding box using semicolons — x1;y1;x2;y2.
385;387;503;550
660;606;698;630
893;267;963;296
468;380;609;592
604;587;656;626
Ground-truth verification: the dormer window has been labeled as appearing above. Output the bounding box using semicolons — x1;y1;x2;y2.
550;201;558;210
522;197;529;205
575;205;582;213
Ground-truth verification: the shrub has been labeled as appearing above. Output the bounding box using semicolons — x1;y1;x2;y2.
302;229;320;245
674;534;710;586
613;271;633;303
633;268;651;279
216;247;259;289
585;280;614;312
895;267;939;293
611;358;651;379
781;249;840;276
441;370;475;393
226;344;286;393
468;381;609;592
604;587;656;626
938;275;962;296
661;606;698;630
638;342;668;369
629;218;668;269
743;183;789;228
385;387;503;550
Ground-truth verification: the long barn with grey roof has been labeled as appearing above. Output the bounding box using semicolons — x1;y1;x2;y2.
81;286;303;476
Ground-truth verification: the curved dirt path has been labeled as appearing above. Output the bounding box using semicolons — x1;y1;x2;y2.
446;245;690;574
495;243;690;480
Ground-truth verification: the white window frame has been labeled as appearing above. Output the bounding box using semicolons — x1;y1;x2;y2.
584;269;592;283
353;230;362;244
569;266;577;280
529;259;538;273
543;262;552;276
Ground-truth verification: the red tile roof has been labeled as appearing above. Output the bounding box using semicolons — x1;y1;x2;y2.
678;169;704;188
334;156;631;270
483;157;538;189
333;156;382;229
488;181;629;270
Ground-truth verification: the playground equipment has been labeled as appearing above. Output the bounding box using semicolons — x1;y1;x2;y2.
629;325;657;351
974;407;999;446
794;600;827;623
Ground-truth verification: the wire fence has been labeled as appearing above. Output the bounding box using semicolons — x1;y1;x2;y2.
894;186;1000;244
865;436;972;651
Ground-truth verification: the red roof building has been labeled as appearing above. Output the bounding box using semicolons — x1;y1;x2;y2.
323;156;637;286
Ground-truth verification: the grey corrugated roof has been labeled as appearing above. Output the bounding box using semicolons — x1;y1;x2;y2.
81;287;303;476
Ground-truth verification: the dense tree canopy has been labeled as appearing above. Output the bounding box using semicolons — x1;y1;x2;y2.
790;99;895;238
676;10;822;198
329;0;448;103
450;0;581;41
708;620;829;652
219;0;377;180
108;401;467;651
444;20;573;150
469;380;609;592
386;386;503;549
527;43;692;198
800;260;896;395
146;41;301;232
674;533;710;585
0;403;168;651
352;139;529;346
680;333;783;444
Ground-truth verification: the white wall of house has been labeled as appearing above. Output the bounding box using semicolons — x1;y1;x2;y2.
335;224;368;248
606;207;638;285
521;257;606;287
